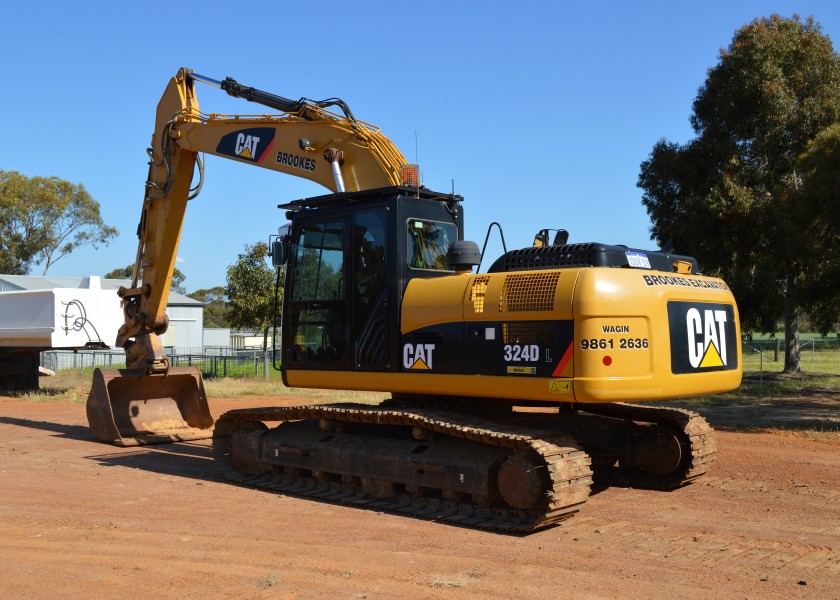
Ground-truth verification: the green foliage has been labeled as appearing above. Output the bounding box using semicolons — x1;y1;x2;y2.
226;242;279;342
638;14;840;372
105;264;188;295
794;124;840;334
0;170;118;275
103;265;134;279
188;286;230;328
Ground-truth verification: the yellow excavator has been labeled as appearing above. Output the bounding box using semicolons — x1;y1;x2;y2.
87;68;742;531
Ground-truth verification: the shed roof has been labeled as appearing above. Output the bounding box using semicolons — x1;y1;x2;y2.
0;274;203;306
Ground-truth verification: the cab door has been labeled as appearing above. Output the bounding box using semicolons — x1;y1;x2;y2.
285;219;349;369
352;208;389;369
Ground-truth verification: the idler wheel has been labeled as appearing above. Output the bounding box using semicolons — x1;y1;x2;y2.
497;453;548;510
623;426;683;475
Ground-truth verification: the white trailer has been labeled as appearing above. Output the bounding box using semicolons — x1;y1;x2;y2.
0;280;123;391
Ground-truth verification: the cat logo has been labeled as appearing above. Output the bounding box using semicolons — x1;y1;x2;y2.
403;343;435;370
686;307;728;368
668;302;738;374
235;133;261;159
215;127;275;163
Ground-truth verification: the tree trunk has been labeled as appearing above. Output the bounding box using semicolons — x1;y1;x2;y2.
783;275;802;373
262;326;270;380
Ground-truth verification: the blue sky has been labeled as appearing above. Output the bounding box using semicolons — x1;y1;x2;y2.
3;1;840;292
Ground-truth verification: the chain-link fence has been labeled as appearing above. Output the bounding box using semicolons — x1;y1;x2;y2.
169;349;281;378
41;347;280;379
742;337;840;378
41;350;124;372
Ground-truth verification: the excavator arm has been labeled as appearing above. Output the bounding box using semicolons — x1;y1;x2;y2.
87;67;414;445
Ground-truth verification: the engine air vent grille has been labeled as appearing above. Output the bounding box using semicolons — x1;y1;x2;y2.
502;321;555;345
490;243;600;272
470;276;490;313
500;272;560;312
487;242;700;274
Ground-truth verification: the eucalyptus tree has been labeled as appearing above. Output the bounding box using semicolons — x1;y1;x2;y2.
639;15;840;372
0;170;117;275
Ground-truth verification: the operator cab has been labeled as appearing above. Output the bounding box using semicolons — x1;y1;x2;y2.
276;186;464;379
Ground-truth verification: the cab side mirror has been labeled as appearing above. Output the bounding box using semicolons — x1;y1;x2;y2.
271;239;289;266
270;224;292;266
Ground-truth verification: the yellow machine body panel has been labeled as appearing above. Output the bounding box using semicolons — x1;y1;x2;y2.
283;369;576;401
285;266;741;404
571;268;741;402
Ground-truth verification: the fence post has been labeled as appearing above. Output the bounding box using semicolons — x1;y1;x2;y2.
264;348;269;381
760;349;763;382
774;338;779;362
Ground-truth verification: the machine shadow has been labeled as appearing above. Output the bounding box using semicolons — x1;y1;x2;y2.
0;415;220;483
84;441;220;484
0;415;95;442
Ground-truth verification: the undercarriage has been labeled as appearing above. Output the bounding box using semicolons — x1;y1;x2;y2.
212;400;716;532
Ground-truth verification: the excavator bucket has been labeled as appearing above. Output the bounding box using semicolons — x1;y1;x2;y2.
86;367;214;446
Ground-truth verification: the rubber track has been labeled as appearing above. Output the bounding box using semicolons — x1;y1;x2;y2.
580;402;717;489
213;404;593;532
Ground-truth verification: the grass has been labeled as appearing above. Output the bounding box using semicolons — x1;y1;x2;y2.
3;369;387;406
5;371;92;404
741;345;840;379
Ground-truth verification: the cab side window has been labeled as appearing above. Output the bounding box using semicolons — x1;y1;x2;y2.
288;222;345;363
292;223;344;301
406;219;456;271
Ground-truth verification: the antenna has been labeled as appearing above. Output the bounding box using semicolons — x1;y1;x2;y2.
414;130;420;198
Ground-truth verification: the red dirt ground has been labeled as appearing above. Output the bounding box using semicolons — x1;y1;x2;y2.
1;396;838;599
